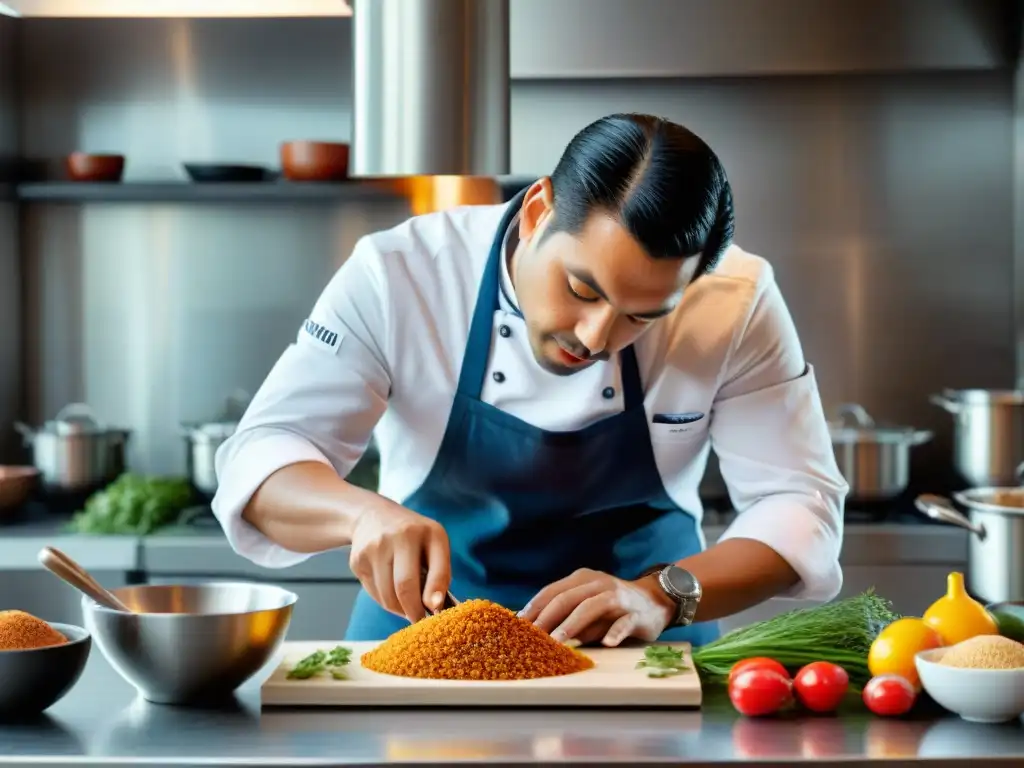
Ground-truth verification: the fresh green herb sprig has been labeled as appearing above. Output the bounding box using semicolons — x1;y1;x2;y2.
287;645;353;680
636;645;689;678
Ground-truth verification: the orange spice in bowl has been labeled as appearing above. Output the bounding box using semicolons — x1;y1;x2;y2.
0;610;68;651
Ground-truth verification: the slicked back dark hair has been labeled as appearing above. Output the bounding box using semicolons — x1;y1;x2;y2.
547;113;735;276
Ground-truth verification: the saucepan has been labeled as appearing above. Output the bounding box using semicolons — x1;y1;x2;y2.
181;421;237;496
929;389;1024;487
14;403;130;494
180;390;250;496
829;403;932;502
915;490;1024;604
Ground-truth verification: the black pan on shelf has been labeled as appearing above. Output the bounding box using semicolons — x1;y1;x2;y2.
182;163;274;183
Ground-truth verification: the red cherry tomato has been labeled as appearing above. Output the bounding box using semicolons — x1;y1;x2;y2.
793;661;849;713
862;674;917;717
728;668;793;717
728;657;790;685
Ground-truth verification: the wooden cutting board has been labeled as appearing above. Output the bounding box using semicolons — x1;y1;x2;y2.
261;640;702;708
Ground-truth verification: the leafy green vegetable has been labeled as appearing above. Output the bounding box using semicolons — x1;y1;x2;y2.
691;590;899;690
65;473;193;535
636;645;689;678
287;645;353;680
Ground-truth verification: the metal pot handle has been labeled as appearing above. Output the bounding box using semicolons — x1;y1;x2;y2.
914;494;986;540
224;389;251;421
13;422;35;444
928;393;963;414
910;429;934;446
836;403;875;427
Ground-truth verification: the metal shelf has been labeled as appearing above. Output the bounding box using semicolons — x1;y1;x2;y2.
15;181;403;203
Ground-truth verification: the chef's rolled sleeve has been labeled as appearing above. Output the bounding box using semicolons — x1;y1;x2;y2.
211;236;392;569
710;277;847;602
214;429;332;569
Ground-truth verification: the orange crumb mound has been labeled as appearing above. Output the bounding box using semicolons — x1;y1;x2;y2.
0;609;68;651
360;599;594;680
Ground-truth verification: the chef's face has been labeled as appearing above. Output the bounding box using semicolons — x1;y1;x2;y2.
511;179;693;376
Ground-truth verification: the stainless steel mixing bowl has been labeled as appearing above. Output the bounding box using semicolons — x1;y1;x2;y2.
82;582;297;705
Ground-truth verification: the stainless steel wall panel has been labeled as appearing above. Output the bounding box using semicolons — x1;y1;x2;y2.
0;13;19;463
509;0;1015;79
17;17;352;179
13;18;1017;498
511;72;1015;493
21;199;409;476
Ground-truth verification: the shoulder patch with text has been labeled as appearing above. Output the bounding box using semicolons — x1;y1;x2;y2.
302;318;343;355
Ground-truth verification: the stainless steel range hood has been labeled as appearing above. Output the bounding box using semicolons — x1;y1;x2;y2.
0;0;352;16
350;0;510;178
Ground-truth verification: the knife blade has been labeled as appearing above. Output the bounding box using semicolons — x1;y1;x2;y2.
421;566;460;616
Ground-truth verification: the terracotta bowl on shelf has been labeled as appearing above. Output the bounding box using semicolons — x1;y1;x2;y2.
65;153;125;182
280;141;349;182
0;466;39;513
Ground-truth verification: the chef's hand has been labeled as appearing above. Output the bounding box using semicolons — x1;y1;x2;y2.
518;569;676;647
348;499;451;623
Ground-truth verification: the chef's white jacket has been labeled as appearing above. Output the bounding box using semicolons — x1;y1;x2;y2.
212;198;848;601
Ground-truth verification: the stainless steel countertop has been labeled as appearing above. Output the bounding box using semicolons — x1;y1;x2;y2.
0;647;1021;767
0;509;970;576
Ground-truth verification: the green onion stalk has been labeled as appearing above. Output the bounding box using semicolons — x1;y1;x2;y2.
691;590;900;690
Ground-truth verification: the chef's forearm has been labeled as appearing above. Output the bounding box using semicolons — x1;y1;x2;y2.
676;538;800;622
241;461;374;553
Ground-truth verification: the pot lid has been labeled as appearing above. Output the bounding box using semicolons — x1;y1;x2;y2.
189;421;238;441
45;403;113;436
938;388;1024;405
828;403;931;444
953;487;1024;516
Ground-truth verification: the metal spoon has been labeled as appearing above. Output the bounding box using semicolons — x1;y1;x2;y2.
37;546;133;612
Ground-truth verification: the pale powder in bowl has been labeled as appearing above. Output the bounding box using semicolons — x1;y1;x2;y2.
938;635;1024;670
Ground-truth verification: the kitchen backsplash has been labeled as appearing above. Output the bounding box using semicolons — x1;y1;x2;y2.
0;16;1017;499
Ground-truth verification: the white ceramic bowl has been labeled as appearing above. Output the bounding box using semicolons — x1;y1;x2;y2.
915;647;1024;724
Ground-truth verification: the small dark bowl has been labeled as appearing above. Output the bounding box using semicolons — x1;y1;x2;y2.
182;163;270;183
0;623;91;718
65;153;125;182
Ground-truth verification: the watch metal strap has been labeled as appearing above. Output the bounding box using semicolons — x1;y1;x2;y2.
658;568;698;628
639;562;694;628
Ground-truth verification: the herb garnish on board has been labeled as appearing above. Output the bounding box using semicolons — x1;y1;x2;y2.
287;645;353;680
636;645;689;678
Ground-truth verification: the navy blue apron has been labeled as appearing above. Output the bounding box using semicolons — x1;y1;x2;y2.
345;193;721;647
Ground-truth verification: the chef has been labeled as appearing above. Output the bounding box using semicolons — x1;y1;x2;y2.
212;112;847;648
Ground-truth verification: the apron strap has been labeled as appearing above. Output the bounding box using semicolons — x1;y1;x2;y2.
619;344;645;411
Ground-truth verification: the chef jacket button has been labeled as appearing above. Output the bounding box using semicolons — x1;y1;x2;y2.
602;387;615;399
499;324;512;338
493;372;506;383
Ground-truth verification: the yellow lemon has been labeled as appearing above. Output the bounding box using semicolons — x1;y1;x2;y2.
868;617;943;690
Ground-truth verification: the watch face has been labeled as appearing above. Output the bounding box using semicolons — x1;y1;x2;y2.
664;566;701;599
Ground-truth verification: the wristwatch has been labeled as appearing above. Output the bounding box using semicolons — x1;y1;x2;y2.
640;563;702;628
